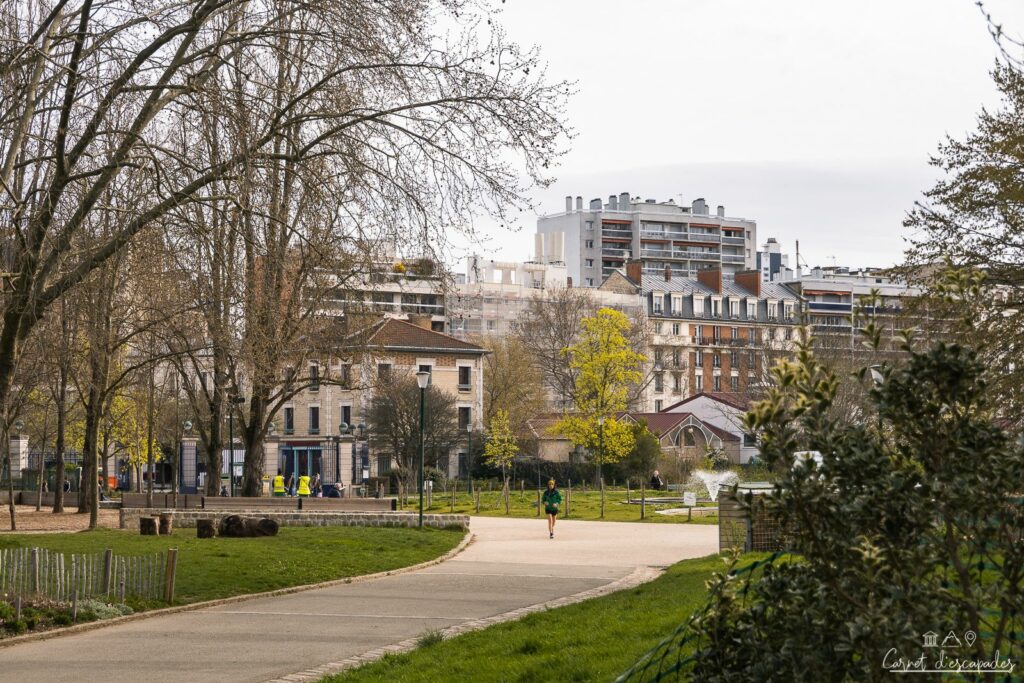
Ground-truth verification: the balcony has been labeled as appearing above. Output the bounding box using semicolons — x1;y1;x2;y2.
721;254;746;264
722;235;746;245
681;232;721;244
601;247;631;259
602;227;633;239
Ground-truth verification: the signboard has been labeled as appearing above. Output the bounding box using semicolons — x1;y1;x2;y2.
683;491;697;507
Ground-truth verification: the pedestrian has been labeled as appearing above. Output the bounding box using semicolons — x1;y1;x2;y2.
272;469;286;497
297;472;311;498
650;469;664;491
311;472;322;497
286;473;295;497
220;484;229;497
542;478;562;539
63;478;71;494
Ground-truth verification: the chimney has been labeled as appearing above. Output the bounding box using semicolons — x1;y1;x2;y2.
663;265;672;282
565;196;573;212
608;194;618;210
697;267;722;293
619;192;630;210
735;270;761;297
409;314;433;330
575;196;583;210
692;198;708;215
589;198;602;210
625;260;643;284
716;205;725;218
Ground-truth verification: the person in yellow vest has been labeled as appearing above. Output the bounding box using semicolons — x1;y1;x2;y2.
297;472;312;497
272;470;286;497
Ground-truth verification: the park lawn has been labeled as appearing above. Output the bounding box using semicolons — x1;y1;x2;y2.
410;487;719;524
0;526;465;606
325;553;742;683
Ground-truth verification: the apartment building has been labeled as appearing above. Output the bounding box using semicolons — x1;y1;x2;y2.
536;193;757;288
784;266;922;344
757;237;794;283
448;255;644;339
601;262;801;412
272;318;486;489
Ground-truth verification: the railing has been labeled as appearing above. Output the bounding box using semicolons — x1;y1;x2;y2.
721;254;746;264
601;228;633;238
681;232;722;244
641;230;722;244
0;547;177;604
601;248;631;258
641;248;722;260
722;236;746;245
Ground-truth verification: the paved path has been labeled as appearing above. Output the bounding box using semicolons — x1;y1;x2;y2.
0;518;717;682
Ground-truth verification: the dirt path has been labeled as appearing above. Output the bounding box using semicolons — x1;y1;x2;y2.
1;506;120;533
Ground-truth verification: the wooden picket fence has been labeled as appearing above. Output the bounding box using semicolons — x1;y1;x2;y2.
0;547;178;604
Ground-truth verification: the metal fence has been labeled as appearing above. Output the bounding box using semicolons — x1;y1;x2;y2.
0;547;177;604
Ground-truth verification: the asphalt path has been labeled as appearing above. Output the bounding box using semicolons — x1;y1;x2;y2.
0;517;718;682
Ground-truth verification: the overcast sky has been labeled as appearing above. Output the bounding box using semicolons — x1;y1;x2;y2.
453;0;1024;272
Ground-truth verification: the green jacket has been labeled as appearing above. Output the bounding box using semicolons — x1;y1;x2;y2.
542;489;562;506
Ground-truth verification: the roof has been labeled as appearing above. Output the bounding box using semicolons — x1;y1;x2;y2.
361;318;486;354
639;274;798;301
703;422;741;442
661;391;751;413
618;412;692;436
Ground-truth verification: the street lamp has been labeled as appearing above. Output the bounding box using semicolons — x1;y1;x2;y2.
229;395;245;496
177;420;192;504
338;421;348;491
415;370;430;528
466;422;473;482
597;415;606;486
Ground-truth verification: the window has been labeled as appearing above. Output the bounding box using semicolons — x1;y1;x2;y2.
671;296;682;315
654;373;664;392
695;324;704;339
695;350;704;366
672;323;680;336
729;299;740;318
584;278;595;287
284;407;294;434
585;220;594;231
743;433;756;447
341;405;351;429
654;322;663;334
695;374;704;391
731;326;739;339
672;348;681;366
487;319;497;330
714;376;722;392
673;373;682;392
377;363;391;380
746;300;757;319
458;366;471;391
340;364;350;387
693;296;705;317
418;364;433;386
654;348;664;365
652;296;663;314
284;367;295;383
768;302;779;320
309;364;319;391
654;399;663;412
458;407;471;430
748;350;756;367
730;376;739;391
712;298;722;317
684;429;696;447
730;351;738;366
308;406;320;435
785;327;793;341
585;240;594;249
713;353;722;368
585;259;594;268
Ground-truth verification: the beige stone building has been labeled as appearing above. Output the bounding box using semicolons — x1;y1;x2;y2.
270;318;486;492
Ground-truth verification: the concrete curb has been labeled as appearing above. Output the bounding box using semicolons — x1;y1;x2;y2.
268;564;665;682
0;530;474;650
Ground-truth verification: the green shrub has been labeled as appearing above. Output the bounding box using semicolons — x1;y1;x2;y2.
416;629;444;648
77;600;134;621
6;619;26;634
0;602;14;621
625;336;1024;681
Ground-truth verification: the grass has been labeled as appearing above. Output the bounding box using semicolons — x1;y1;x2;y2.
0;526;465;607
325;553;738;683
408;487;719;524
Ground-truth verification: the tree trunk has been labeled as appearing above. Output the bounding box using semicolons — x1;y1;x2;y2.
145;363;155;507
52;357;67;513
240;392;268;497
81;382;103;528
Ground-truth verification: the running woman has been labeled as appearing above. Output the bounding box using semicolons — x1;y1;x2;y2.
542;479;562;539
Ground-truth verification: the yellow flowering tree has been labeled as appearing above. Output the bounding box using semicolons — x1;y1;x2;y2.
483;409;519;513
555;308;646;482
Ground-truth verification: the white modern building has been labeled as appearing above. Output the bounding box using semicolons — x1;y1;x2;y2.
536;194;758;288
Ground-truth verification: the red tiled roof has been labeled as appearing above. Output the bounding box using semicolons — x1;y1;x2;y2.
703;423;740;442
618;412;691;436
362;318;486;354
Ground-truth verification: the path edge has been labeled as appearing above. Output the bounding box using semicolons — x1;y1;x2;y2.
269;564;665;682
0;530;475;650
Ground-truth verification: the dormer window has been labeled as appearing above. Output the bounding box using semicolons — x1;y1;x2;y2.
693;295;705;317
711;297;722;318
767;301;779;320
729;299;740;319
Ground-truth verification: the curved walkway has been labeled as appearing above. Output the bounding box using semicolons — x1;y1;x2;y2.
0;518;717;682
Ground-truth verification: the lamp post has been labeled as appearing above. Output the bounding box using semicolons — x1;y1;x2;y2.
466;423;472;482
177;420;192;506
229;395;244;496
415;371;430;529
596;415;605;486
338;421;348;494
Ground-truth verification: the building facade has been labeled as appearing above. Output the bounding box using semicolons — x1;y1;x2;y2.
601;262;801;412
536;194;757;288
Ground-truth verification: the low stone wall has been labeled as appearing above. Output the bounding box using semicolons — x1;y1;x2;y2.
120;508;469;531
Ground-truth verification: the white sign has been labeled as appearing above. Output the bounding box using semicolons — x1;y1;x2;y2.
683;491;697;507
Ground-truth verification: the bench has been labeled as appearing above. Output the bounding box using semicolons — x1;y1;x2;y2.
202;497;298;511
300;497;397;512
122;493;203;509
